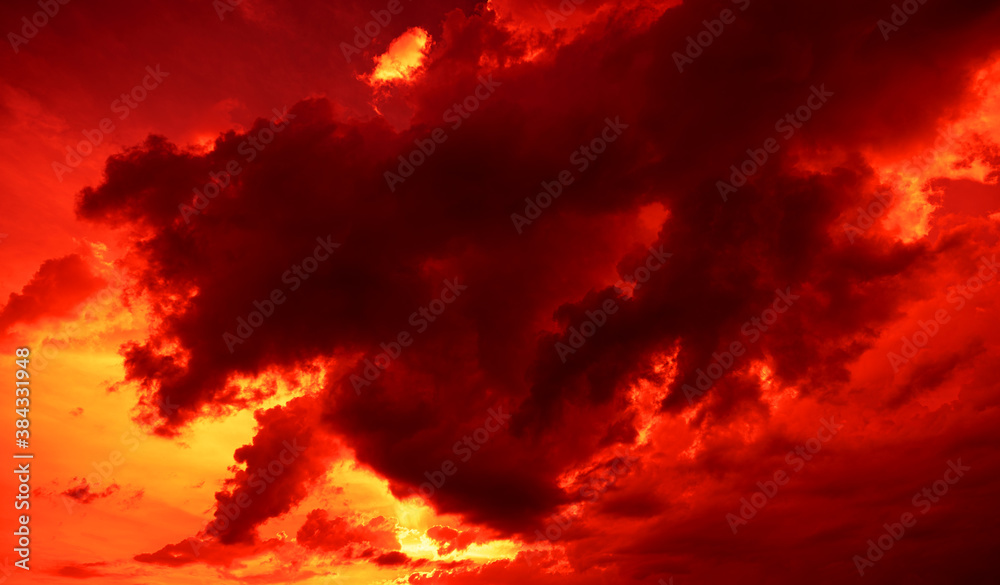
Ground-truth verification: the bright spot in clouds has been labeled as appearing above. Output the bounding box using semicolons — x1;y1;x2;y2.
369;28;431;85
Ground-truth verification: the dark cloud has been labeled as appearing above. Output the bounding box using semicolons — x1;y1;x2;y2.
68;0;1000;581
427;526;484;555
135;537;282;568
52;562;107;579
61;480;120;504
297;509;401;554
205;395;336;544
0;254;106;335
373;550;411;566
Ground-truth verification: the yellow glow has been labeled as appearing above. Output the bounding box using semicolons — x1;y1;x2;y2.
629;348;678;445
369;28;431;85
752;361;798;411
679;435;702;459
876;57;1000;241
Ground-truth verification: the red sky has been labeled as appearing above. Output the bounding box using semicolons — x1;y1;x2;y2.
1;0;1000;583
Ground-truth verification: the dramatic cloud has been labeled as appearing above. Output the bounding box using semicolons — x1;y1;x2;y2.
0;254;105;335
5;0;999;582
296;509;401;554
